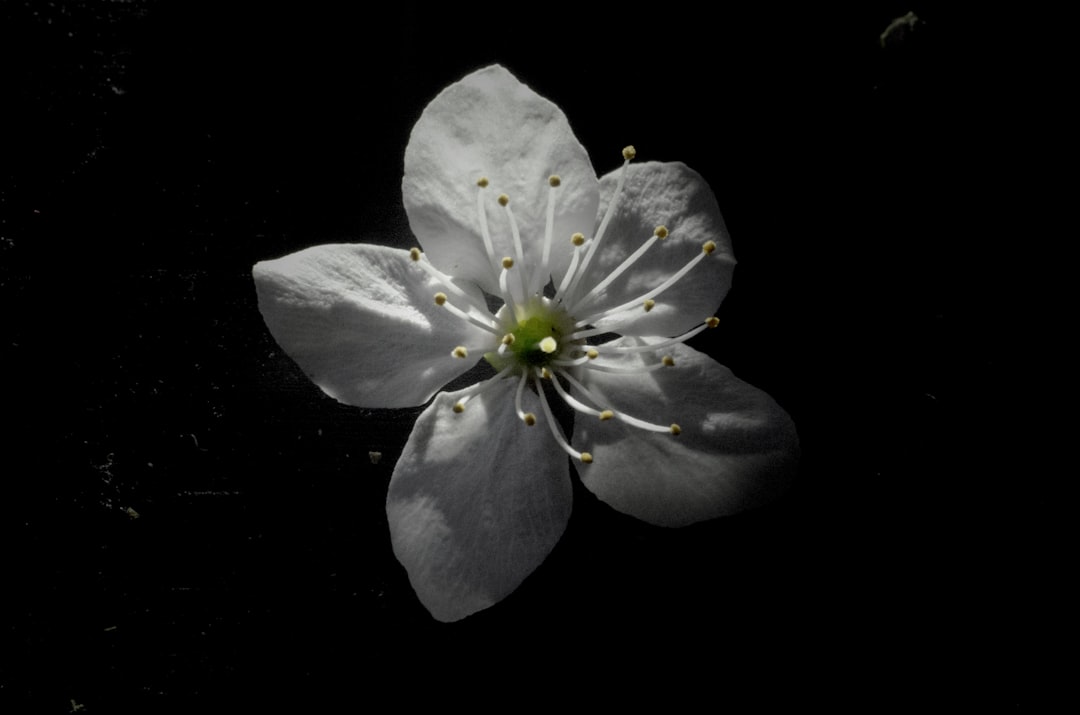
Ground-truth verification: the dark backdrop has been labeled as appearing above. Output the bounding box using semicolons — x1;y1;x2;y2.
3;3;1056;710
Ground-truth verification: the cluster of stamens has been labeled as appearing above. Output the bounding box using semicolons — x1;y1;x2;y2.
410;146;720;464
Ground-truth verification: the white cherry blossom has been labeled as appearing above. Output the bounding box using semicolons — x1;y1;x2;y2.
253;65;799;622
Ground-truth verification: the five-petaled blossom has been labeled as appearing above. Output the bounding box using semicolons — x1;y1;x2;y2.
253;65;799;622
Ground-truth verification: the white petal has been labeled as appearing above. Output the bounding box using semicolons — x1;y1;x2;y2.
387;379;572;622
575;162;735;337
253;244;492;408
403;65;599;294
575;339;798;528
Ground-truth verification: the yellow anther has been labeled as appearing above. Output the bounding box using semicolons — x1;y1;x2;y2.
586;348;599;360
541;367;553;380
703;240;717;255
453;402;465;413
662;355;675;367
409;247;421;261
523;412;537;426
434;292;447;306
599;410;615;421
477;177;489;188
580;452;594;464
654;225;669;239
549;175;561;187
706;316;720;328
571;232;586;246
539;337;557;354
643;299;656;312
452;346;468;359
670;424;682;435
502;333;516;346
502;256;514;269
498;194;510;206
622;145;636;161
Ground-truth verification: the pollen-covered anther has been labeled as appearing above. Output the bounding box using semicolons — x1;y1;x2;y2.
670;424;682;435
541;367;553;380
501;333;515;346
622;145;636;161
662;355;675;367
497;193;510;207
580;452;594;464
549;175;561;187
409;247;421;261
703;240;717;255
654;225;669;239
452;402;465;414
523;412;537;426
599;409;615;421
643;299;656;313
571;232;585;246
476;177;489;188
451;346;468;359
434;292;448;306
539;337;557;354
706;316;720;328
501;256;514;269
586;348;599;360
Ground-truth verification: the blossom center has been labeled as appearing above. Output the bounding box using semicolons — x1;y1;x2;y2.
487;297;577;371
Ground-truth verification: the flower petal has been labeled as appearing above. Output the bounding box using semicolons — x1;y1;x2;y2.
575;339;798;528
253;243;491;408
573;162;736;338
386;378;572;622
403;64;599;294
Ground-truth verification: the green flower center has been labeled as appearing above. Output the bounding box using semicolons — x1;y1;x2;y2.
486;297;577;372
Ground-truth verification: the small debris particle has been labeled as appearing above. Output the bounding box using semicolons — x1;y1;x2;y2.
880;11;919;48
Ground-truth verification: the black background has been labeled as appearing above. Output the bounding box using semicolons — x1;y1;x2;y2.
2;2;1059;710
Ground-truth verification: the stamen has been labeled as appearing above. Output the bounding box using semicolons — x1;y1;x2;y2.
493;193;529;302
573;240;720;328
566;326;613;341
559;370;680;436
451;346;468;359
581;358;674;374
413;251;489;315
551;354;591;367
547;368;607;419
555;238;587;298
452;366;514;412
539;176;560;288
475;179;501;276
587;348;599;359
643;299;656;313
499;264;520;320
561;147;636;306
435;293;503;335
502;257;514;269
514;371;530;424
534;374;590;463
567;226;667;314
595;318;720;355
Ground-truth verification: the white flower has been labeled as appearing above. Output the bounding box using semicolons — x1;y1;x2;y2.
253;65;799;622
